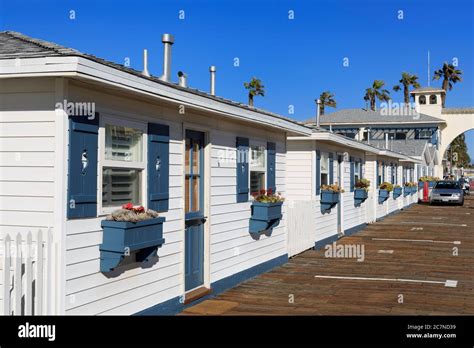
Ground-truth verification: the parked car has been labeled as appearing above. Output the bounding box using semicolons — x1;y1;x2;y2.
430;180;464;206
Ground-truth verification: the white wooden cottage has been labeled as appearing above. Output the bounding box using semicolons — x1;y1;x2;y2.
0;31;311;315
285;130;419;254
0;31;422;316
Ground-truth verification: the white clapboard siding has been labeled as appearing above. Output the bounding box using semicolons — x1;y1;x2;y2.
0;229;53;315
0;110;56;232
287;200;316;257
209;130;287;284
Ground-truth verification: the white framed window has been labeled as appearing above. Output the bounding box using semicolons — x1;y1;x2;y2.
320;152;329;186
250;145;266;193
99;118;147;214
354;161;361;184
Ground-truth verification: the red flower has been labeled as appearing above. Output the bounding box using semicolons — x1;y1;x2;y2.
267;188;273;195
259;189;266;195
133;206;145;213
122;202;133;210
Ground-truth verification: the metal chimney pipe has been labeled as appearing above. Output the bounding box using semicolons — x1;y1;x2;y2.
315;99;321;128
142;49;150;77
385;133;389;149
177;71;187;87
209;65;216;95
160;33;174;82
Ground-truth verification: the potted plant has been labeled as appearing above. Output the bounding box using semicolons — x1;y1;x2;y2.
249;189;284;234
378;182;393;204
354;178;370;206
99;203;165;272
393;184;403;199
419;176;440;189
320;183;344;213
404;182;416;195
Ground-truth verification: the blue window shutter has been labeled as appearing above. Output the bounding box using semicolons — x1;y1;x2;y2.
67;114;99;219
382;162;385;183
350;156;355;192
376;160;379;186
267;142;276;193
329;153;334;184
236;137;249;202
316;150;321;195
148;123;169;212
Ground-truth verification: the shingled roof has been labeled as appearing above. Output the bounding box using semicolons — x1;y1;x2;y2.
0;31;308;129
304;108;444;125
364;139;429;157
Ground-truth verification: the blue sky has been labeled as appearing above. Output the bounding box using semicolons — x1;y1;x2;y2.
1;0;473;160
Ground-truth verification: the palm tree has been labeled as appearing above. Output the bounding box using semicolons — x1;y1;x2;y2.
244;77;265;107
319;91;337;115
433;62;463;107
363;80;391;111
393;72;420;104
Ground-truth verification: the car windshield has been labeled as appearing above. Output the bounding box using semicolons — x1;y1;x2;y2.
435;181;461;189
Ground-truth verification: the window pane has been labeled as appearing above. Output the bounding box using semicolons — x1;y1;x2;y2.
250;171;265;193
185;138;191;174
321;173;329;186
192;141;200;174
105;124;143;162
192;177;200;212
102;168;141;207
251;146;265;170
321;153;328;172
185;176;190;213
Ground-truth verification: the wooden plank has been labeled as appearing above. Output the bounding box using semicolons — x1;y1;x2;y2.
183;196;474;315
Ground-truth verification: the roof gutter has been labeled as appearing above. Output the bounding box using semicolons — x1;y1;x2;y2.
0;56;312;136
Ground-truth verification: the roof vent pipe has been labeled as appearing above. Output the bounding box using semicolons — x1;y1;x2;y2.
385;133;389;149
160;33;174;82
142;49;150;77
177;71;187;87
209;66;216;95
315;99;321;128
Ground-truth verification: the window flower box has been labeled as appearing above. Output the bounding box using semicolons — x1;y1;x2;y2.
320;190;340;213
378;182;393;204
99;203;165;272
403;186;411;196
378;189;390;204
354;188;368;206
249;189;284;234
249;201;283;234
393;186;403;199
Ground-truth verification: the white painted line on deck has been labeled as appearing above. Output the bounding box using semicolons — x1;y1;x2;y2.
315;275;458;288
385;221;467;227
372;238;461;245
378;250;394;254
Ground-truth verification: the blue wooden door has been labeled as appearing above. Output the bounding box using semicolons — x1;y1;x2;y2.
184;130;205;291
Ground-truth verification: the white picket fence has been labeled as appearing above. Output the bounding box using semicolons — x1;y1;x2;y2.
1;228;54;315
287;200;316;257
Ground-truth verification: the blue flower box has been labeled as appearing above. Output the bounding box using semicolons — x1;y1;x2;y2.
249;201;282;234
100;217;166;272
403;187;411;197
428;181;436;188
354;188;368;206
418;181;424;189
393;187;402;199
378;189;390;204
320;190;340;213
411;186;417;195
